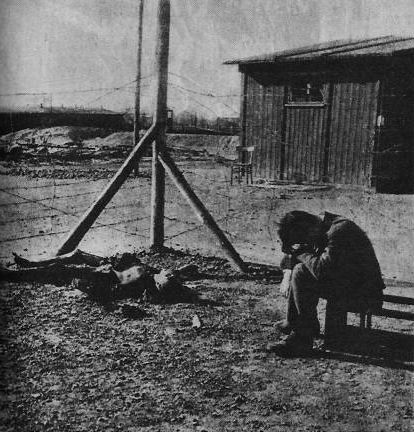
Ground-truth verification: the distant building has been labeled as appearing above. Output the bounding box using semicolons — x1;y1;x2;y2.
0;109;128;136
216;117;240;135
225;36;414;192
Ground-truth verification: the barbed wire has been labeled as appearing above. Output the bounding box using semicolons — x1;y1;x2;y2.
0;197;154;227
0;182;190;238
0;190;97;208
0;179;97;191
0;68;243;255
168;82;239;116
1;71;241;117
168;80;239;99
83;80;141;107
0;187;156;243
0;74;155;98
0;215;150;244
169;84;220;116
168;71;240;98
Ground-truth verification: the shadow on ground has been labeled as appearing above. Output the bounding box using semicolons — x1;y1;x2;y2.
316;326;414;371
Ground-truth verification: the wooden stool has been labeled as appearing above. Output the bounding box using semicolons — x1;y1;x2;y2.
324;294;414;348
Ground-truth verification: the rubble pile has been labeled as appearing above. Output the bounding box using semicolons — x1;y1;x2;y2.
0;127;239;163
0;127;130;161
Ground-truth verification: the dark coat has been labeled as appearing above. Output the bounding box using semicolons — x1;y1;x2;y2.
295;212;385;306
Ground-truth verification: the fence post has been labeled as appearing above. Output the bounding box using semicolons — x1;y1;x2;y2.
158;150;247;272
133;0;144;177
150;0;170;249
56;125;157;256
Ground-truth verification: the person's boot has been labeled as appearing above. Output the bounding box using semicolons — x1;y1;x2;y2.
276;319;320;337
266;331;314;357
276;320;294;334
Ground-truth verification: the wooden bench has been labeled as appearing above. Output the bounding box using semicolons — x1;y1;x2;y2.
325;294;414;347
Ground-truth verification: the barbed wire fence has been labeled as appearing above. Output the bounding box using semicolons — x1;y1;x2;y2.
0;69;287;265
2;73;405;265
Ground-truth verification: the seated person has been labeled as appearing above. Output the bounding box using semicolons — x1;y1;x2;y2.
271;210;385;356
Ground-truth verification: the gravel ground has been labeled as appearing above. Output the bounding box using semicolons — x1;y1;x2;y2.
0;132;413;431
1;262;412;432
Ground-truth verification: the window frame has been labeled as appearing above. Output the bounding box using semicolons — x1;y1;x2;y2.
285;81;327;107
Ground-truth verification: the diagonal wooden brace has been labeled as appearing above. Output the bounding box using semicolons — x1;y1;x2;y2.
158;149;247;273
56;124;158;256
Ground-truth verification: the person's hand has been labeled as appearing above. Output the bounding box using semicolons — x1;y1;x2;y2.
279;269;291;298
280;253;295;270
289;243;313;255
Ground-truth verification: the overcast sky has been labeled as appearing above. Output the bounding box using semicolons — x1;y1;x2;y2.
1;0;413;117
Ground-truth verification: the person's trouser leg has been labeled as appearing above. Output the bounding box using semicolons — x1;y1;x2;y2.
286;263;320;336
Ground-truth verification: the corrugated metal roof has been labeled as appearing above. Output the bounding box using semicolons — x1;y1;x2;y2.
224;36;414;65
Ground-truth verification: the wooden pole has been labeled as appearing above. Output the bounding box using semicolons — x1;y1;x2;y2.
158;150;247;272
133;0;144;177
56;125;158;256
150;0;170;249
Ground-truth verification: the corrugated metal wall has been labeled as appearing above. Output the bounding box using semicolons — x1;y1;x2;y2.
284;91;329;182
242;72;380;187
244;75;284;180
327;80;379;185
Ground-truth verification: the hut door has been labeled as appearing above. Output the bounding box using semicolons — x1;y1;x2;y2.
327;81;380;186
282;82;329;183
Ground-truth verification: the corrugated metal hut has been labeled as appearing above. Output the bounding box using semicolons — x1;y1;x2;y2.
225;36;414;192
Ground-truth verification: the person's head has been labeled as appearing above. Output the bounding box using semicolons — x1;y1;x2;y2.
277;211;325;253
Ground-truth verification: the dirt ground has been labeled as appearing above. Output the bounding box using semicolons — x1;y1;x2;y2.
0;132;413;431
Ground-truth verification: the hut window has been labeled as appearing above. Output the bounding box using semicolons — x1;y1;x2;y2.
288;82;325;104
